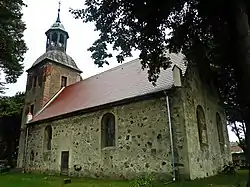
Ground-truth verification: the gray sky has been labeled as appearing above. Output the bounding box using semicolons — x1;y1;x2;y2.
4;0;237;142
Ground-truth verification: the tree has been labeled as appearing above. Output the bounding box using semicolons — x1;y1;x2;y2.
0;92;24;167
70;0;250;185
0;0;27;93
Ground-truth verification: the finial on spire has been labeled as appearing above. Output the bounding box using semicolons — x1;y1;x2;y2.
56;1;61;23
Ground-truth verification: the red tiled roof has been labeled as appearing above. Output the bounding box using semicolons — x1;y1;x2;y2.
31;53;185;123
230;145;243;153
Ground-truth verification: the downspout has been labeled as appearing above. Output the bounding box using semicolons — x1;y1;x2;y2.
164;91;176;182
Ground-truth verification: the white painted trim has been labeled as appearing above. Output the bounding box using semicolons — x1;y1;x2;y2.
29;87;65;123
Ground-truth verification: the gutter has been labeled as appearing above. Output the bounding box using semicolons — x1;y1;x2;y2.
164;90;176;182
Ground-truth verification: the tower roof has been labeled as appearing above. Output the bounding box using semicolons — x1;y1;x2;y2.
28;50;82;73
45;2;68;37
27;2;81;72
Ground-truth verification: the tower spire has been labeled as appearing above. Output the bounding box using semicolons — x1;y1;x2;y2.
56;1;61;23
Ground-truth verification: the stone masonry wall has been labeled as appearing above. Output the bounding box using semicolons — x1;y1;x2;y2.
18;61;81;168
180;66;231;179
168;88;190;180
25;96;173;180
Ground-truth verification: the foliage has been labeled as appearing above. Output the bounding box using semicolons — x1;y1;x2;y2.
0;92;25;117
229;122;246;152
222;162;237;175
0;0;28;93
0;92;25;167
70;1;250;185
129;174;155;187
69;0;250;127
0;164;10;174
70;1;235;83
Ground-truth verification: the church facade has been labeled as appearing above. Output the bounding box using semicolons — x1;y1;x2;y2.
17;10;232;181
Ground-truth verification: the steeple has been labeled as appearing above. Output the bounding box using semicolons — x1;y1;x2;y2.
56;1;61;23
45;1;69;52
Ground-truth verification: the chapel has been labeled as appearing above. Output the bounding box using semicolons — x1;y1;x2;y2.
17;7;232;180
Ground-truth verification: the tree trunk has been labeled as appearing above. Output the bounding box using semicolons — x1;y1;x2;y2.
6;140;13;168
231;0;250;186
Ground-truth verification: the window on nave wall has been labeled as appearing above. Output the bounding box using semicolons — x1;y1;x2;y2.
101;113;116;148
44;125;52;151
30;150;34;161
216;112;224;153
196;105;208;150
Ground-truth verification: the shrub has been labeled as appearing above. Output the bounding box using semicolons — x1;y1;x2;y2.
222;162;236;175
129;174;155;187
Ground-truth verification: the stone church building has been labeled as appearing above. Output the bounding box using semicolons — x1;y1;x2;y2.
17;9;231;181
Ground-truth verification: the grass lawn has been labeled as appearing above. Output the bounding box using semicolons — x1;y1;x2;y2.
0;170;247;187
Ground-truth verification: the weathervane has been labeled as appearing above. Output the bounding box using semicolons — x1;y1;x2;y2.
56;1;61;23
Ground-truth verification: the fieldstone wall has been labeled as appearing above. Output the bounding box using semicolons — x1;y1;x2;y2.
17;61;81;169
21;62;231;180
25;97;173;180
179;65;231;179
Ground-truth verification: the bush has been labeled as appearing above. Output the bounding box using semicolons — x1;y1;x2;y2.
0;164;11;174
129;174;155;187
222;162;236;175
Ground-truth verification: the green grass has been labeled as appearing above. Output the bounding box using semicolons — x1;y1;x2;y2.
0;170;248;187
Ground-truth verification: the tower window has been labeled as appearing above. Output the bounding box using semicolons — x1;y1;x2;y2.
61;76;67;87
59;34;64;47
30;104;34;115
52;33;58;43
33;75;38;87
101;113;116;148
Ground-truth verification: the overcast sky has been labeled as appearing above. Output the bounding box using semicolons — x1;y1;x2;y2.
4;0;139;96
4;0;237;142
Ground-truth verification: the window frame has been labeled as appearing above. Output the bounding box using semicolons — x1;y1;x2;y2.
44;125;52;151
30;104;34;115
33;75;38;87
61;76;68;88
196;105;208;150
216;112;225;153
101;113;116;149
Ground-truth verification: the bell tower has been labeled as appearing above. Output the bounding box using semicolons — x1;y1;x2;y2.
17;3;82;169
45;2;68;52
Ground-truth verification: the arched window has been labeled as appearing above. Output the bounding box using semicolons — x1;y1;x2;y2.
101;113;115;148
30;150;34;161
216;113;224;153
59;34;64;46
44;125;52;151
196;105;208;149
52;33;58;43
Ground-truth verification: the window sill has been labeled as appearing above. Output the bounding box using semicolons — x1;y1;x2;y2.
101;146;116;151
